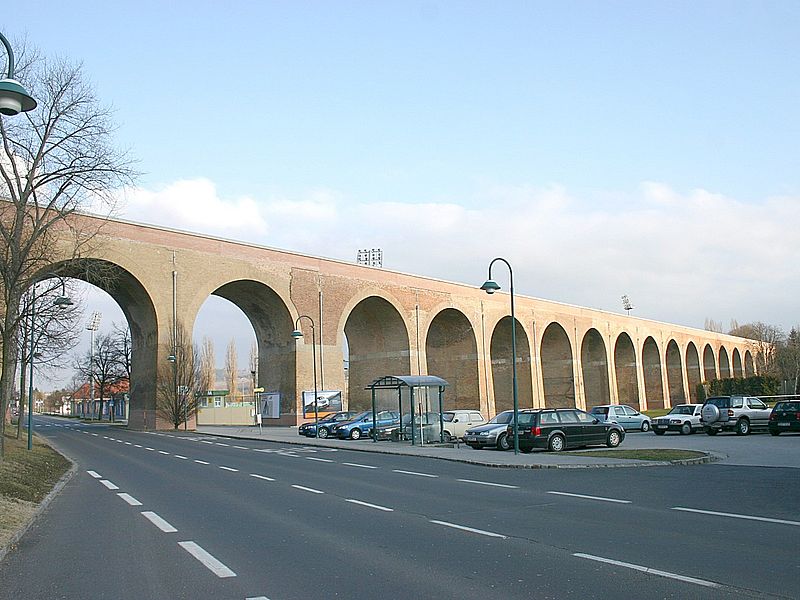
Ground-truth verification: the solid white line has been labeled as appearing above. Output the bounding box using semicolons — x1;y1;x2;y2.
292;485;324;494
429;520;507;539
392;469;438;478
342;462;377;469
174;455;188;460
141;511;177;533
100;480;119;490
457;479;519;489
345;499;394;512
573;553;719;588
87;470;102;479
250;474;275;481
178;541;236;578
219;466;238;472
305;457;334;463
233;446;249;450
158;451;170;455
194;460;210;465
117;493;142;506
672;506;800;527
548;491;631;504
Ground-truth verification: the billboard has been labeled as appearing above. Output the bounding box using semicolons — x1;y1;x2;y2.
302;390;343;417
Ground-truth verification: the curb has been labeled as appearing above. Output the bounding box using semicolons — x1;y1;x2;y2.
196;429;721;469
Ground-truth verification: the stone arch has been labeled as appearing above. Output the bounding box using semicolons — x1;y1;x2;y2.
614;332;639;410
344;296;410;411
744;350;756;376
732;348;743;378
206;280;296;418
488;316;533;412
541;322;575;408
54;259;159;429
581;328;609;408
719;346;731;378
642;337;664;410
703;344;716;382
686;342;702;402
666;340;685;405
425;308;479;410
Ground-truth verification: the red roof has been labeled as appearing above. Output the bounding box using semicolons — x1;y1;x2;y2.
70;379;129;400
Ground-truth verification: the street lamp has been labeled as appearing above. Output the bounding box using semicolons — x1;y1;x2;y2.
27;277;73;450
86;312;102;420
480;257;519;455
0;32;37;116
292;315;319;438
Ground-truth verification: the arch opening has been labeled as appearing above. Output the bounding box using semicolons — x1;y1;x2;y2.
488;316;533;412
581;329;609;408
703;344;716;383
686;342;702;402
614;332;639;410
642;337;664;410
732;348;743;378
425;309;479;411
541;322;575;408
666;340;685;406
719;347;731;379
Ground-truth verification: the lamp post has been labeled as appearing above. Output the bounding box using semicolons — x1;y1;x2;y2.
0;32;37;116
86;312;102;420
27;277;73;450
291;315;319;438
480;258;519;455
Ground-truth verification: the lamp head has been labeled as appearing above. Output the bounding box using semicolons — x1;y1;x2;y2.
480;279;501;294
291;329;303;340
0;78;37;116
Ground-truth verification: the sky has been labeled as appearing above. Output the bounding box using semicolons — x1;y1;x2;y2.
3;2;799;390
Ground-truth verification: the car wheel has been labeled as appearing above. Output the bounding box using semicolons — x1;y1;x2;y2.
350;428;361;440
770;430;780;436
548;434;566;452
641;420;650;433
497;433;510;451
705;427;717;436
654;429;665;436
606;430;622;447
317;427;329;439
736;418;750;436
442;430;452;442
680;422;692;436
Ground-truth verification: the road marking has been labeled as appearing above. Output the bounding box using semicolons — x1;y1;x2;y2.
215;443;229;447
233;446;249;450
158;451;170;455
102;436;110;439
305;457;334;463
133;444;142;448
250;474;275;481
392;469;438;478
178;541;236;578
145;447;155;451
457;479;519;489
429;520;507;539
292;485;324;494
117;493;142;506
573;553;719;588
246;597;270;600
548;491;631;504
100;480;119;490
342;462;377;469
116;440;125;443
194;460;210;465
346;499;394;512
91;433;98;436
124;442;132;445
200;440;214;444
672;507;800;527
141;511;177;533
219;466;239;472
174;455;188;460
87;470;102;479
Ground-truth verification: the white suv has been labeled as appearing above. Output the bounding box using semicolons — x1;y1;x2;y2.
441;410;485;440
700;396;771;435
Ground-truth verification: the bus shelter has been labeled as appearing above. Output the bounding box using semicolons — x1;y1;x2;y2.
365;375;449;445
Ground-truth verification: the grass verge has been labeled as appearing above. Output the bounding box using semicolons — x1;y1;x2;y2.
579;448;707;461
0;433;71;550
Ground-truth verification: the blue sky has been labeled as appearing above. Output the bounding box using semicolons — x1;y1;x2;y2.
3;2;799;388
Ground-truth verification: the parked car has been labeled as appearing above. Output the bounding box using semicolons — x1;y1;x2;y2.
701;395;771;435
464;410;514;450
441;409;485;440
298;411;357;438
590;404;651;432
333;410;400;440
651;404;703;435
768;400;800;436
509;408;625;452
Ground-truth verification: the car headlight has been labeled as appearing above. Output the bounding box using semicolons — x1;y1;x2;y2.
480;431;490;436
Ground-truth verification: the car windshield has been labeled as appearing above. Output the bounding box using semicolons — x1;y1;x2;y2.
668;405;694;415
442;413;455;422
590;407;609;416
488;411;514;424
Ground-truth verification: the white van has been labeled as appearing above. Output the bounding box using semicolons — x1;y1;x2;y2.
442;409;485;440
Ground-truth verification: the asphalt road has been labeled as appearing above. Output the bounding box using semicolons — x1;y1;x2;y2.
1;415;798;600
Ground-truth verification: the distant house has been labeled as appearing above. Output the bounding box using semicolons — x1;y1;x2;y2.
70;380;129;421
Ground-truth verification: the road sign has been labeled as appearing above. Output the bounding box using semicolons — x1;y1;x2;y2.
254;387;264;393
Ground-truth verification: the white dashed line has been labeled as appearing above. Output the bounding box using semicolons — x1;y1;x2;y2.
133;444;142;448
342;462;377;469
672;507;800;526
124;442;132;445
200;441;214;444
178;541;236;578
87;470;102;479
91;433;99;437
345;499;394;512
548;491;631;504
174;455;188;460
573;553;719;588
246;596;270;600
292;485;324;494
158;451;170;455
250;474;275;481
145;447;155;451
305;457;334;463
457;479;518;489
233;446;249;450
392;469;438;478
117;493;142;506
100;480;119;490
141;511;177;533
219;466;239;472
194;460;210;465
215;443;229;447
429;520;507;539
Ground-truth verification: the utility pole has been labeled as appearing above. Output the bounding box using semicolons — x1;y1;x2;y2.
87;312;102;419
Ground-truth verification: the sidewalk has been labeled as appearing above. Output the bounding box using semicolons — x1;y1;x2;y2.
195;425;718;469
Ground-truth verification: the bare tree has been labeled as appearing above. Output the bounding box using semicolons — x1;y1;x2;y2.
198;336;215;393
225;340;238;400
777;327;800;394
74;331;127;420
728;321;784;376
108;322;131;383
248;341;257;396
0;40;134;458
155;321;199;429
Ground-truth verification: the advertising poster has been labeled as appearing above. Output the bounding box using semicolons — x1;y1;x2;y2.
302;390;343;417
260;392;281;419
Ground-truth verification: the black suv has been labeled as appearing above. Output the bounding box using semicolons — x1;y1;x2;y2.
768;400;800;436
507;408;625;453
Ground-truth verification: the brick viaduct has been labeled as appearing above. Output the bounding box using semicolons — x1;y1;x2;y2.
42;213;755;429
